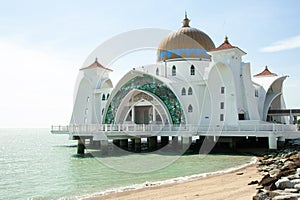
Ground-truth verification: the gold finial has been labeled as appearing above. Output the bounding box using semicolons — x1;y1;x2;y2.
182;11;190;27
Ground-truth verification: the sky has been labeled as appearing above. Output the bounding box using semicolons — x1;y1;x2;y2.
0;0;300;128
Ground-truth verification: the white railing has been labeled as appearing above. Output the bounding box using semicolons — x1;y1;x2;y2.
51;123;298;134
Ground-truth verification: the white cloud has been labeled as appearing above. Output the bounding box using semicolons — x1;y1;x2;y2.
0;39;82;128
260;35;300;52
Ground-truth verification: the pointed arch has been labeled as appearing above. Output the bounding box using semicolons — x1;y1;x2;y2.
188;87;193;95
188;104;193;112
190;65;195;75
172;65;176;76
181;87;186;96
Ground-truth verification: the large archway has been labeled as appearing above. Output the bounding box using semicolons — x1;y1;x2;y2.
104;74;185;124
114;90;172;125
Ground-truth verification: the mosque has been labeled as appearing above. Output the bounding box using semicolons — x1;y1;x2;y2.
52;14;299;153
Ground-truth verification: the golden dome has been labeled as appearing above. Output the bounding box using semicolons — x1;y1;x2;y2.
157;14;215;62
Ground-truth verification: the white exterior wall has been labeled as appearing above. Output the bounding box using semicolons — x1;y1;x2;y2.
70;67;113;125
71;46;288;127
242;63;260;120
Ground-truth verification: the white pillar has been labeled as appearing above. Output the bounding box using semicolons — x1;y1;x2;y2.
268;134;277;150
182;136;192;150
132;106;135;123
182;136;192;145
100;140;109;154
152;107;156;123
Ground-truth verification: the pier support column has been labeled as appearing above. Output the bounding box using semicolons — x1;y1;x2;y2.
120;139;128;150
135;138;141;152
268;134;277;150
147;136;157;151
171;136;179;151
182;136;192;152
161;136;169;146
100;140;109;154
172;136;179;145
278;137;285;148
229;138;236;149
77;138;85;154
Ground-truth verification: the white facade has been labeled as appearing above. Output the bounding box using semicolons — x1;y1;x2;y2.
70;16;290;129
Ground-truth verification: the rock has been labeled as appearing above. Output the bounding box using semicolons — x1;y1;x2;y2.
272;193;300;200
270;168;281;176
290;179;300;185
284;188;298;193
275;178;294;189
236;172;244;175
253;192;270;200
287;174;300;180
293;183;300;190
267;190;288;198
277;169;296;179
296;168;300;175
248;180;259;185
282;161;300;171
265;182;277;191
259;174;278;187
289;154;300;161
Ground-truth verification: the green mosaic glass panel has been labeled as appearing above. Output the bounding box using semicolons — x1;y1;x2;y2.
104;74;185;124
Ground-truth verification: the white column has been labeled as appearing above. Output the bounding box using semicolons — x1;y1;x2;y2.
152;107;156;123
268;134;277;150
132;106;135;123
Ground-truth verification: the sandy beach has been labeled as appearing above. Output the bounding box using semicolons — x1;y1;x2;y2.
87;163;260;200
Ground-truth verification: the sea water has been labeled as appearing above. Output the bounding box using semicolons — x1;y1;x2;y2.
0;129;253;200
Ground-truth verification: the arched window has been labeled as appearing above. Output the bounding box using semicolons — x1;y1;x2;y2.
156;68;159;76
188;104;193;112
87;96;90;102
188;87;193;95
190;65;195;75
102;94;106;101
181;87;186;95
172;65;176;76
85;108;88;115
106;93;110;100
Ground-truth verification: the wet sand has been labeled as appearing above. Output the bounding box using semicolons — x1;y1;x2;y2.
87;163;260;200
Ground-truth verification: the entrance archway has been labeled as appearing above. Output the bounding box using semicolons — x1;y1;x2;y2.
115;90;171;125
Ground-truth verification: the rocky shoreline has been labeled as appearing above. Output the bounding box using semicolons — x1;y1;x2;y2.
251;140;300;200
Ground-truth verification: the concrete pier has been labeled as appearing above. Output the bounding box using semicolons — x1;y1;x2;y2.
100;140;109;154
147;136;157;151
134;138;141;152
77;139;85;154
161;136;169;146
268;134;277;150
120;139;128;150
182;136;192;151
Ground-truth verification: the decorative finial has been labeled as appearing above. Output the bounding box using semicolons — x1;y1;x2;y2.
182;11;190;27
265;65;268;69
224;36;229;43
95;57;98;62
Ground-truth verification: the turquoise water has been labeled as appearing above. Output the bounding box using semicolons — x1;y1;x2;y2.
0;129;253;199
